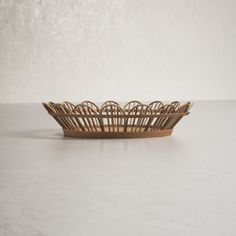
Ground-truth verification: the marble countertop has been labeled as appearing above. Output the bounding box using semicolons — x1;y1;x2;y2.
0;101;236;236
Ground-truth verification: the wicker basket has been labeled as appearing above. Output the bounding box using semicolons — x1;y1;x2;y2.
42;100;192;138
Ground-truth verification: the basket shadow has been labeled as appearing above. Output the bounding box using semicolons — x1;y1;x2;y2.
12;129;174;141
13;129;66;140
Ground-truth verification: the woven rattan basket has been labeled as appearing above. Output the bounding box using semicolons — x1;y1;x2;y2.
42;100;192;138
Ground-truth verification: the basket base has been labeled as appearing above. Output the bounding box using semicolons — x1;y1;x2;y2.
63;128;173;139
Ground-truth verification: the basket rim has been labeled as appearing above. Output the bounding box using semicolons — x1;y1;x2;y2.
47;112;189;118
42;100;192;116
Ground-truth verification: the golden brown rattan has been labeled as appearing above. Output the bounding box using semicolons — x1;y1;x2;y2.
42;100;192;138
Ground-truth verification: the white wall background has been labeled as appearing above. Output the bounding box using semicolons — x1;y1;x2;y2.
0;0;236;103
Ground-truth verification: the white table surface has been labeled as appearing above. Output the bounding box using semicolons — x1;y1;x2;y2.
0;101;236;236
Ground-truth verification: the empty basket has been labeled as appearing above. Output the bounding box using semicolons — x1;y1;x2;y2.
42;100;192;138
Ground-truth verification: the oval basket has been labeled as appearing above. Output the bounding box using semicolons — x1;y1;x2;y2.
42;100;192;139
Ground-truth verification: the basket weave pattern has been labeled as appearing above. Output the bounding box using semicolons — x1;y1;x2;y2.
42;101;191;138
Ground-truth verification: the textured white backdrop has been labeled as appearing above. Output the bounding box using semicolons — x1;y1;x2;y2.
0;0;236;103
